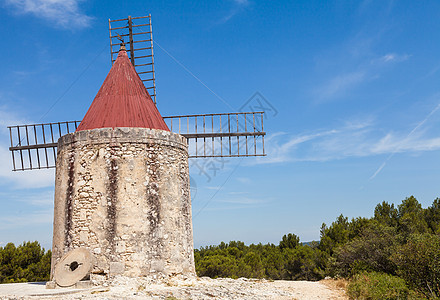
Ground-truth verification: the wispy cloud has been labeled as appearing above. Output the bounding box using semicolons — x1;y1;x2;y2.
379;53;410;63
197;195;270;211
1;190;54;206
253;106;440;166
369;101;440;179
236;177;251;184
205;186;222;190
313;22;411;103
228;191;248;195
0;209;52;230
314;50;410;102
255;128;343;164
5;0;92;29
0;146;55;189
217;196;265;205
218;0;251;24
316;71;366;100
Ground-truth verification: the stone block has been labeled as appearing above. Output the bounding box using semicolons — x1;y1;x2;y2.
109;262;125;276
45;281;57;289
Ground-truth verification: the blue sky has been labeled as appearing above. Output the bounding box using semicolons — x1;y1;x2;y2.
1;0;440;250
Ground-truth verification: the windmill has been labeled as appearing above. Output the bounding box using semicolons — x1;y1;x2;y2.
6;15;267;286
8;15;265;171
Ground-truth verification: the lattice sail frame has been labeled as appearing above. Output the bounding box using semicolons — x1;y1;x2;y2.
7;14;267;171
109;15;157;103
8;112;266;171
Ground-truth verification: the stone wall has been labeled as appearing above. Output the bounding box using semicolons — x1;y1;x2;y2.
51;127;195;280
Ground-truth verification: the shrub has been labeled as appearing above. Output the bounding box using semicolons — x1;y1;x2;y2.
332;222;398;277
283;245;326;281
392;234;440;298
347;272;413;300
196;254;240;278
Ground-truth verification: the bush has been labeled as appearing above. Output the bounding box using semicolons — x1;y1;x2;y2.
283;245;326;281
347;272;414;300
393;234;440;298
332;222;398;277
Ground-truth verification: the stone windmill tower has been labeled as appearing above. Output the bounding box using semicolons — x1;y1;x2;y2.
7;15;266;287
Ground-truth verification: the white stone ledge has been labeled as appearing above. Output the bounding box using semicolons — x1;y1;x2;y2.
58;128;187;151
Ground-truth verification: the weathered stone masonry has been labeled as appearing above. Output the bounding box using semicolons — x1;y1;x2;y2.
51;127;195;279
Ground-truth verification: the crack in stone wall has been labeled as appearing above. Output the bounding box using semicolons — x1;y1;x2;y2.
64;151;75;250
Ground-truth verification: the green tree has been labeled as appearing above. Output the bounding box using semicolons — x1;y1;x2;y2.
263;247;285;279
279;233;300;250
397;196;429;236
374;201;398;228
0;241;50;283
319;214;350;255
425;198;440;234
242;251;264;278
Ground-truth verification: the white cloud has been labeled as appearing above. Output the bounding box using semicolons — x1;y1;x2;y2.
314;51;411;102
253;109;440;165
228;191;248;195
236;177;251;184
218;0;251;24
205;186;222;190
368;101;440;179
216;196;265;205
5;0;92;29
313;26;411;103
233;0;249;4
0;209;52;230
0;106;28;134
316;71;366;101
376;53;411;64
12;190;54;206
255;128;341;164
0;146;55;189
197;195;270;212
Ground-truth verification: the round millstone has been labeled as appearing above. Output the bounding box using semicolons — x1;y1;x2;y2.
54;248;93;287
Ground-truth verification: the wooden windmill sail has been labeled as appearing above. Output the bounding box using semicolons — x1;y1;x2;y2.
7;14;266;171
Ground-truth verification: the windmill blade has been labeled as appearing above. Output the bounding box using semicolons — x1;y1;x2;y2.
8;121;80;171
116;33;124;43
109;15;156;104
7;112;265;171
163;111;266;158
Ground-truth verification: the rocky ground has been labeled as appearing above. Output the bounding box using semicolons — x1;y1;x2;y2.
0;276;348;300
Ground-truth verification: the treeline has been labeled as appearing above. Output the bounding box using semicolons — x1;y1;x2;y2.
195;196;440;299
1;196;439;298
195;236;326;281
0;241;51;283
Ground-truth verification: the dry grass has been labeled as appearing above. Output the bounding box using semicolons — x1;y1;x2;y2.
320;278;349;299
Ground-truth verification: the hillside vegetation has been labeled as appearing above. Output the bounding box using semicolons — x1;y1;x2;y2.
195;196;440;299
1;196;439;299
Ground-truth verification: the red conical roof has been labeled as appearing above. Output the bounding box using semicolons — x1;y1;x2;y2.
76;46;169;132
